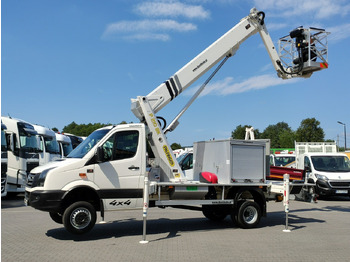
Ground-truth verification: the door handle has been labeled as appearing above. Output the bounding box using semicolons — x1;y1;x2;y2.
128;166;140;170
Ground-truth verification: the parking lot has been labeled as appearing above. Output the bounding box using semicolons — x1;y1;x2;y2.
2;194;350;262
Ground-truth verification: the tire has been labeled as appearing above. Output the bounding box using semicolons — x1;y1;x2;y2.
63;201;97;235
230;200;244;225
49;212;63;224
202;205;228;221
236;201;261;229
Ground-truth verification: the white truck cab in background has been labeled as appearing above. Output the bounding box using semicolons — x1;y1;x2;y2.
1;122;8;197
63;133;83;149
295;142;350;197
176;148;194;180
55;133;73;157
1;116;40;193
33;125;61;165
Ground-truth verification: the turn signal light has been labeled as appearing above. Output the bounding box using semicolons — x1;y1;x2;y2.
79;173;87;179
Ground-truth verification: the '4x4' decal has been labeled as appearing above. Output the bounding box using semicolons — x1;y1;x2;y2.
109;200;131;206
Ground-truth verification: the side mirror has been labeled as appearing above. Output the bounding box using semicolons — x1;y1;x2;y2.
305;166;311;172
95;147;104;163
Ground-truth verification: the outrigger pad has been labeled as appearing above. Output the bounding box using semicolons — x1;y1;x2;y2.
199;172;218;184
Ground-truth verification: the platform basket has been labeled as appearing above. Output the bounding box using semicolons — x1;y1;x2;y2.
278;27;330;78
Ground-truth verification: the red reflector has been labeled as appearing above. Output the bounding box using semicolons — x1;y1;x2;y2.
320;63;328;68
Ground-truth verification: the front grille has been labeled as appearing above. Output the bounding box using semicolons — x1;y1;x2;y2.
1;177;6;193
329;181;350;188
1;163;7;175
1;163;7;193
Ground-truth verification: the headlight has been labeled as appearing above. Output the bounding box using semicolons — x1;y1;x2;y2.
37;168;54;187
315;174;328;181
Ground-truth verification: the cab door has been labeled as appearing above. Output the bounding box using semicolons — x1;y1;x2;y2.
94;127;145;210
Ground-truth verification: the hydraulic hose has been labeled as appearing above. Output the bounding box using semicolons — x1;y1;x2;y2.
257;11;265;25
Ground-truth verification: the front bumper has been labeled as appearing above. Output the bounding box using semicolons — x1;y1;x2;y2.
25;190;65;212
316;179;350;196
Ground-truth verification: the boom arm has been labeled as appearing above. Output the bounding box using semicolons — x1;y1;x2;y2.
130;8;329;182
132;8;287;120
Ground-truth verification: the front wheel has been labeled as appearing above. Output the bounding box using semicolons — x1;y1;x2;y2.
63;201;97;235
236;201;261;229
49;212;63;224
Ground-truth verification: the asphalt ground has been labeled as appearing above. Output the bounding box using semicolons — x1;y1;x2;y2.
1;194;350;262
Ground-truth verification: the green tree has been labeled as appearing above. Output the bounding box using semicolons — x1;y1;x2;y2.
296;118;325;142
62;122;108;137
231;125;260;139
261;122;292;148
278;129;296;148
62;120;132;137
171;143;182;150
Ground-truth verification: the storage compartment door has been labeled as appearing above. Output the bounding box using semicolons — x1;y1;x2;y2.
231;145;265;182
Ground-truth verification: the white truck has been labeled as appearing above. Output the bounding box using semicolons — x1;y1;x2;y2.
25;8;329;235
63;133;83;149
1;116;41;193
55;133;73;157
295;142;350;198
33;125;61;165
177;148;194;180
1;122;8;197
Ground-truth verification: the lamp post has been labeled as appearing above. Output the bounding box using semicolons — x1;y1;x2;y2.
337;121;347;151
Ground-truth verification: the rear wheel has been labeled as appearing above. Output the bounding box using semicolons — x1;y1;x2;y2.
236;201;261;229
63;201;96;235
202;205;228;221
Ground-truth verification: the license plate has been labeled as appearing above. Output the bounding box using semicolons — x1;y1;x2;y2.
335;190;348;194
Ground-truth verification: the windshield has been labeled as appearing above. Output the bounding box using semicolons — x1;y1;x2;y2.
44;136;60;154
311;156;350;172
274;156;295;166
178;153;193;170
17;123;40;152
67;129;110;158
176;153;187;164
62;143;73;157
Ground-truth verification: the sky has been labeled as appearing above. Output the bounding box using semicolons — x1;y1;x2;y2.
2;0;350;147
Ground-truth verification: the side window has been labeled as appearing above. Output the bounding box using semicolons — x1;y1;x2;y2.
304;156;311;169
115;131;139;160
100;130;139;162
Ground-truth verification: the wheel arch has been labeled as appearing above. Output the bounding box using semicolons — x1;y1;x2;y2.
61;186;101;212
228;186;267;217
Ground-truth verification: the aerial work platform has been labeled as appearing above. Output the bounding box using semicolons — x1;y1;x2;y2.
278;27;330;78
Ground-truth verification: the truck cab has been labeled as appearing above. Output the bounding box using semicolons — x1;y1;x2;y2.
26;124;147;227
33;125;61;165
176;149;193;180
1;116;40;193
63;133;83;149
55;133;73;157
